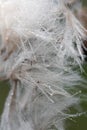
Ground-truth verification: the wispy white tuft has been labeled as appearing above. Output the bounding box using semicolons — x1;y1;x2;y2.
0;0;86;130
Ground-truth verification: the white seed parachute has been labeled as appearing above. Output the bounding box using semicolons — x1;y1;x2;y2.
0;0;86;130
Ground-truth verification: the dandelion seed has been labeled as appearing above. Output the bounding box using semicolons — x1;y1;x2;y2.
0;0;86;130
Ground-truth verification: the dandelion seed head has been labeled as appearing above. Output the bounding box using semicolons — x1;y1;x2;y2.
0;0;86;130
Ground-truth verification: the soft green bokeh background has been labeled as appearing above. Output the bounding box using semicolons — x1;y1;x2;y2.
0;0;87;130
0;82;10;115
82;0;87;5
65;63;87;130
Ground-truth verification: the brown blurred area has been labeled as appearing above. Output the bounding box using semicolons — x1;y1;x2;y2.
77;8;87;29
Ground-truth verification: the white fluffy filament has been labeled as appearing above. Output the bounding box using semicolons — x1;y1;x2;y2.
0;0;86;130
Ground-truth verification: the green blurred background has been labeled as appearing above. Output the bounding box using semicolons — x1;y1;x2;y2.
83;0;87;5
0;0;87;130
